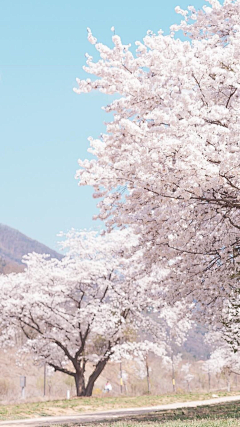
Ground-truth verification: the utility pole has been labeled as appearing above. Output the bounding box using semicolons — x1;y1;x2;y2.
120;361;123;393
146;355;150;394
208;367;211;392
171;354;176;393
43;363;47;397
20;376;26;399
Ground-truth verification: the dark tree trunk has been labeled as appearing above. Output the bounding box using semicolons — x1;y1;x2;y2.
74;370;86;396
50;357;107;397
85;358;109;397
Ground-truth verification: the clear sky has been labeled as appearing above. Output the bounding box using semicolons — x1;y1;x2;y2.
0;0;206;251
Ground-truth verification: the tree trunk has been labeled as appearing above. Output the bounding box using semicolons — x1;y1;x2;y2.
85;358;109;397
74;370;86;396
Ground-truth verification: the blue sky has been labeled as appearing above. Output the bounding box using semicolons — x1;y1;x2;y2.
0;0;206;250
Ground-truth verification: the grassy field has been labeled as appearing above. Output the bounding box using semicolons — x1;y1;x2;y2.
50;400;240;427
50;421;240;427
0;391;240;422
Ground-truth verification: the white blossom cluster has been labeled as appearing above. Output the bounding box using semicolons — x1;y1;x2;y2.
0;229;189;395
2;0;240;397
203;332;240;377
75;0;240;343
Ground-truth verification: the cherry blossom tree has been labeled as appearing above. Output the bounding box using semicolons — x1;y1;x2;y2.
74;0;240;339
218;287;240;352
203;333;240;392
113;303;192;393
0;229;168;397
113;341;166;394
159;304;192;392
181;363;194;392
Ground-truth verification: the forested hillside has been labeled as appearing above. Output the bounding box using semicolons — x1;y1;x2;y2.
0;224;62;273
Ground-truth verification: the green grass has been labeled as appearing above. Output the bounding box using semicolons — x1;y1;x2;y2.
0;391;240;422
51;421;240;427
50;400;240;427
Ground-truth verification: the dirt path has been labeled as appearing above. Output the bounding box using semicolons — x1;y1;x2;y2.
1;394;240;427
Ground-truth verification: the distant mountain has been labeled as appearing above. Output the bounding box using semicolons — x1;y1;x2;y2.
0;224;62;274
